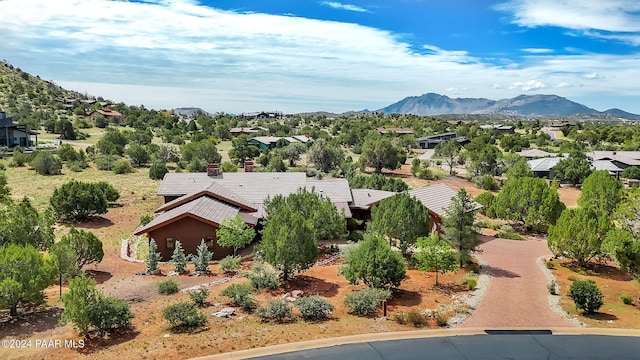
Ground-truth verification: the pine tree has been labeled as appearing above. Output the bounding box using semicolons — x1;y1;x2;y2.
171;240;188;273
146;239;161;273
192;240;213;273
442;188;481;267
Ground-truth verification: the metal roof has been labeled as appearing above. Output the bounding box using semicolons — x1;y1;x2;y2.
350;189;397;209
408;184;482;217
527;157;563;172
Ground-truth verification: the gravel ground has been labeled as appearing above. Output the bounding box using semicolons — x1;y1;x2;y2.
537;256;584;327
448;255;490;327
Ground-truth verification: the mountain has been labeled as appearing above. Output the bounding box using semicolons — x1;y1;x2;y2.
171;107;211;118
376;93;640;119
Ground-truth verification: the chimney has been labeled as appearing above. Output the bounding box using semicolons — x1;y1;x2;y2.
207;163;220;177
244;161;254;172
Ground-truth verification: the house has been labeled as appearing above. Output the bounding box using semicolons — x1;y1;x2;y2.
408;184;482;232
87;107;124;122
0;111;38;148
349;188;397;221
229;126;269;137
248;135;313;151
416;132;469;149
527;156;623;180
480;124;515;134
586;151;640;169
135;170;352;260
378;127;414;135
240;111;283;119
516;149;555;159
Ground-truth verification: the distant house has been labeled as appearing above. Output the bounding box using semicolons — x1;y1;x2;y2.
586;151;640;169
229;126;269;137
87;107;124;122
248;135;313;151
0;111;38;148
349;188;397;221
378;127;414;135
416;132;469;149
480;124;515;134
528;156;623;180
408;184;482;232
240;111;283;119
516;149;555;159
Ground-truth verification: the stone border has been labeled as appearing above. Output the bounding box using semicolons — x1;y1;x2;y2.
449;254;490;327
536;256;583;327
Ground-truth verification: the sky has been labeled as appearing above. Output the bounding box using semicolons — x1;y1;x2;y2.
1;0;640;114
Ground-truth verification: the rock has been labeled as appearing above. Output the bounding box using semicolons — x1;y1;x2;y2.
283;290;304;302
163;334;171;338
135;271;147;276
284;296;297;302
148;269;161;275
291;290;304;298
195;270;210;276
167;271;180;277
212;308;236;318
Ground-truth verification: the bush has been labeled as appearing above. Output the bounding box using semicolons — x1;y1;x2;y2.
113;158;133;174
495;225;524;240
568;279;604;314
463;276;477;290
192;240;213;273
149;161;169;180
219;255;241;273
620;294;633;305
343;288;391;316
146;240;161;273
548;281;558;295
256;299;292;322
91;297;135;336
157;279;179;295
546;261;555;269
162;302;207;331
219;283;255;310
31;151;62;175
94;154;119;171
435;312;449;327
244;262;280;290
474;191;495;216
188;288;210;307
406;310;428;327
472;175;499;191
294;296;335;321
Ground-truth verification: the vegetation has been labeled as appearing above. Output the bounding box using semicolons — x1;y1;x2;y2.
442;188;481;266
171;240;188;274
58;226;104;271
568;279;604;314
217;215;256;256
219;255;242;273
157;279;179;295
146;240;162;273
244;262;281;290
359;136;405;173
162;302;207;331
348;173;408;192
343;287;391;316
578;170;622;217
31;151;62;175
340;233;407;289
548;208;610;266
256;298;292;322
50;180;120;221
307;138;344;173
188;288;210;307
219;283;255;310
554;152;592;185
0;197;55;250
434;139;461;175
192;240;213;273
294;296;335;321
413;234;458;286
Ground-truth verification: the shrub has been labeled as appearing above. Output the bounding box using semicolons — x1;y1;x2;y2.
256;299;292;322
146;240;161;273
149;161;169;180
472;175;498;191
192;240;213;273
113;158;133;174
219;255;241;273
188;288;210;307
31;151;62;175
90;297;135;336
244;262;280;290
294;296;335;321
495;225;524;240
343;288;391;316
162;302;207;331
219;283;255;310
465;278;477;290
393;312;407;325
620;294;633;305
406;310;428;327
568;279;604;314
157;279;179;295
546;261;555;269
171;241;188;274
435;312;449;327
474;191;495;216
548;281;558;295
94;154;119;171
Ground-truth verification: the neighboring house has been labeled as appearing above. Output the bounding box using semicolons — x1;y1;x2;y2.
135;170;352;260
586;151;640;169
240;111;283;119
480;124;515;134
416;132;469;149
229;126;269;137
527;156;623;180
408;184;482;232
248;135;313;151
0;111;38;148
87;107;124;122
349;188;397;221
516;149;555;159
378;127;414;135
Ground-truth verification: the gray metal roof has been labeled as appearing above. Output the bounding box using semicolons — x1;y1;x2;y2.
592;160;623;173
350;189;397;209
156;181;255;213
517;149;554;158
527;157;563;172
408;184;481;217
587;151;640;166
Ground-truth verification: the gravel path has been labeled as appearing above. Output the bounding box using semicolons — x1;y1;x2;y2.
456;236;578;328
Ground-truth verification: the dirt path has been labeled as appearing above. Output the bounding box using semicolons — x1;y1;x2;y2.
460;237;576;328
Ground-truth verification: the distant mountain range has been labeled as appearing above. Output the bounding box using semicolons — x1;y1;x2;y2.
375;93;640;120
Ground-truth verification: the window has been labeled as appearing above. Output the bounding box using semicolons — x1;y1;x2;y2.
204;236;214;248
166;237;175;249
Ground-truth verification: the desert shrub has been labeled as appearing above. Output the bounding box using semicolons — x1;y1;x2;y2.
188;288;210;307
219;283;255;310
393;312;407;324
94;154;119;171
219;255;241;273
157;279;179;295
472;175;498;191
435;312;449;327
406;310;428;327
343;288;391;316
474;191;495;216
244;262;280;290
139;214;154;226
31;151;62;175
546;261;555;269
548;281;558;295
462;274;477;290
256;298;291;322
620;294;633;305
294;296;335;321
495;225;524;240
10;147;29;167
149;161;169;180
339;242;361;261
90;297;135;336
192;240;213;273
162;302;207;331
112;158;133;174
568;279;604;314
68;159;88;172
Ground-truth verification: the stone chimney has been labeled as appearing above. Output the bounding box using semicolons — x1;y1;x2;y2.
207;163;220;177
244;161;254;172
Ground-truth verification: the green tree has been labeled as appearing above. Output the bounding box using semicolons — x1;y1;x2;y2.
568;279;603;314
281;142;307;167
348;173;408;192
578;170;622;217
413;234;458;286
360;137;405;173
50;241;79;296
0;244;55;316
602;229;640;279
217;215;255;256
307;138;345;173
50;180;117;221
259;206;317;281
368;192;430;255
96;128;128;155
192;240;213;272
505;157;533;181
149;161;169;180
229;135;260;165
434;139;461;175
621;166;640;180
548;208;611;266
0;170;10;201
59;227;104;271
60;274;101;334
0;198;55;250
146;239;161;272
265;188;346;242
125;143;150;167
340;233;406;288
442;188;481;267
553;152;592;185
31;151;62;175
171;240;188;274
493;177;565;231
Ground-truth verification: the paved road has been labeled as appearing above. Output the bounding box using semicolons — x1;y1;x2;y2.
249;334;640;360
460;237;574;328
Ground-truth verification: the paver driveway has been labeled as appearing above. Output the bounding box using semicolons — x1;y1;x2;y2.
460;236;576;328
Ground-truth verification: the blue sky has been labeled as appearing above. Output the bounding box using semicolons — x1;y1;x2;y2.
1;0;640;114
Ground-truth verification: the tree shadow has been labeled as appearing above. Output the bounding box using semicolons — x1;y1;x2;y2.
85;270;113;284
485;265;520;278
582;312;618;321
74;216;114;229
564;262;633;282
388;288;422;307
281;275;339;298
0;307;63;337
75;328;140;355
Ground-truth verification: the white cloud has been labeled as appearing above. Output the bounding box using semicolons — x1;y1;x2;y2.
554;82;572;88
522;48;554;53
510;80;546;91
0;0;639;113
320;2;369;13
582;72;601;79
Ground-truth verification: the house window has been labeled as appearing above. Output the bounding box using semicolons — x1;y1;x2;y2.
166;237;175;249
204;237;214;249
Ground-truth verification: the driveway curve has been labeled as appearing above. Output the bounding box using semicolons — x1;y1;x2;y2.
459;236;575;328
